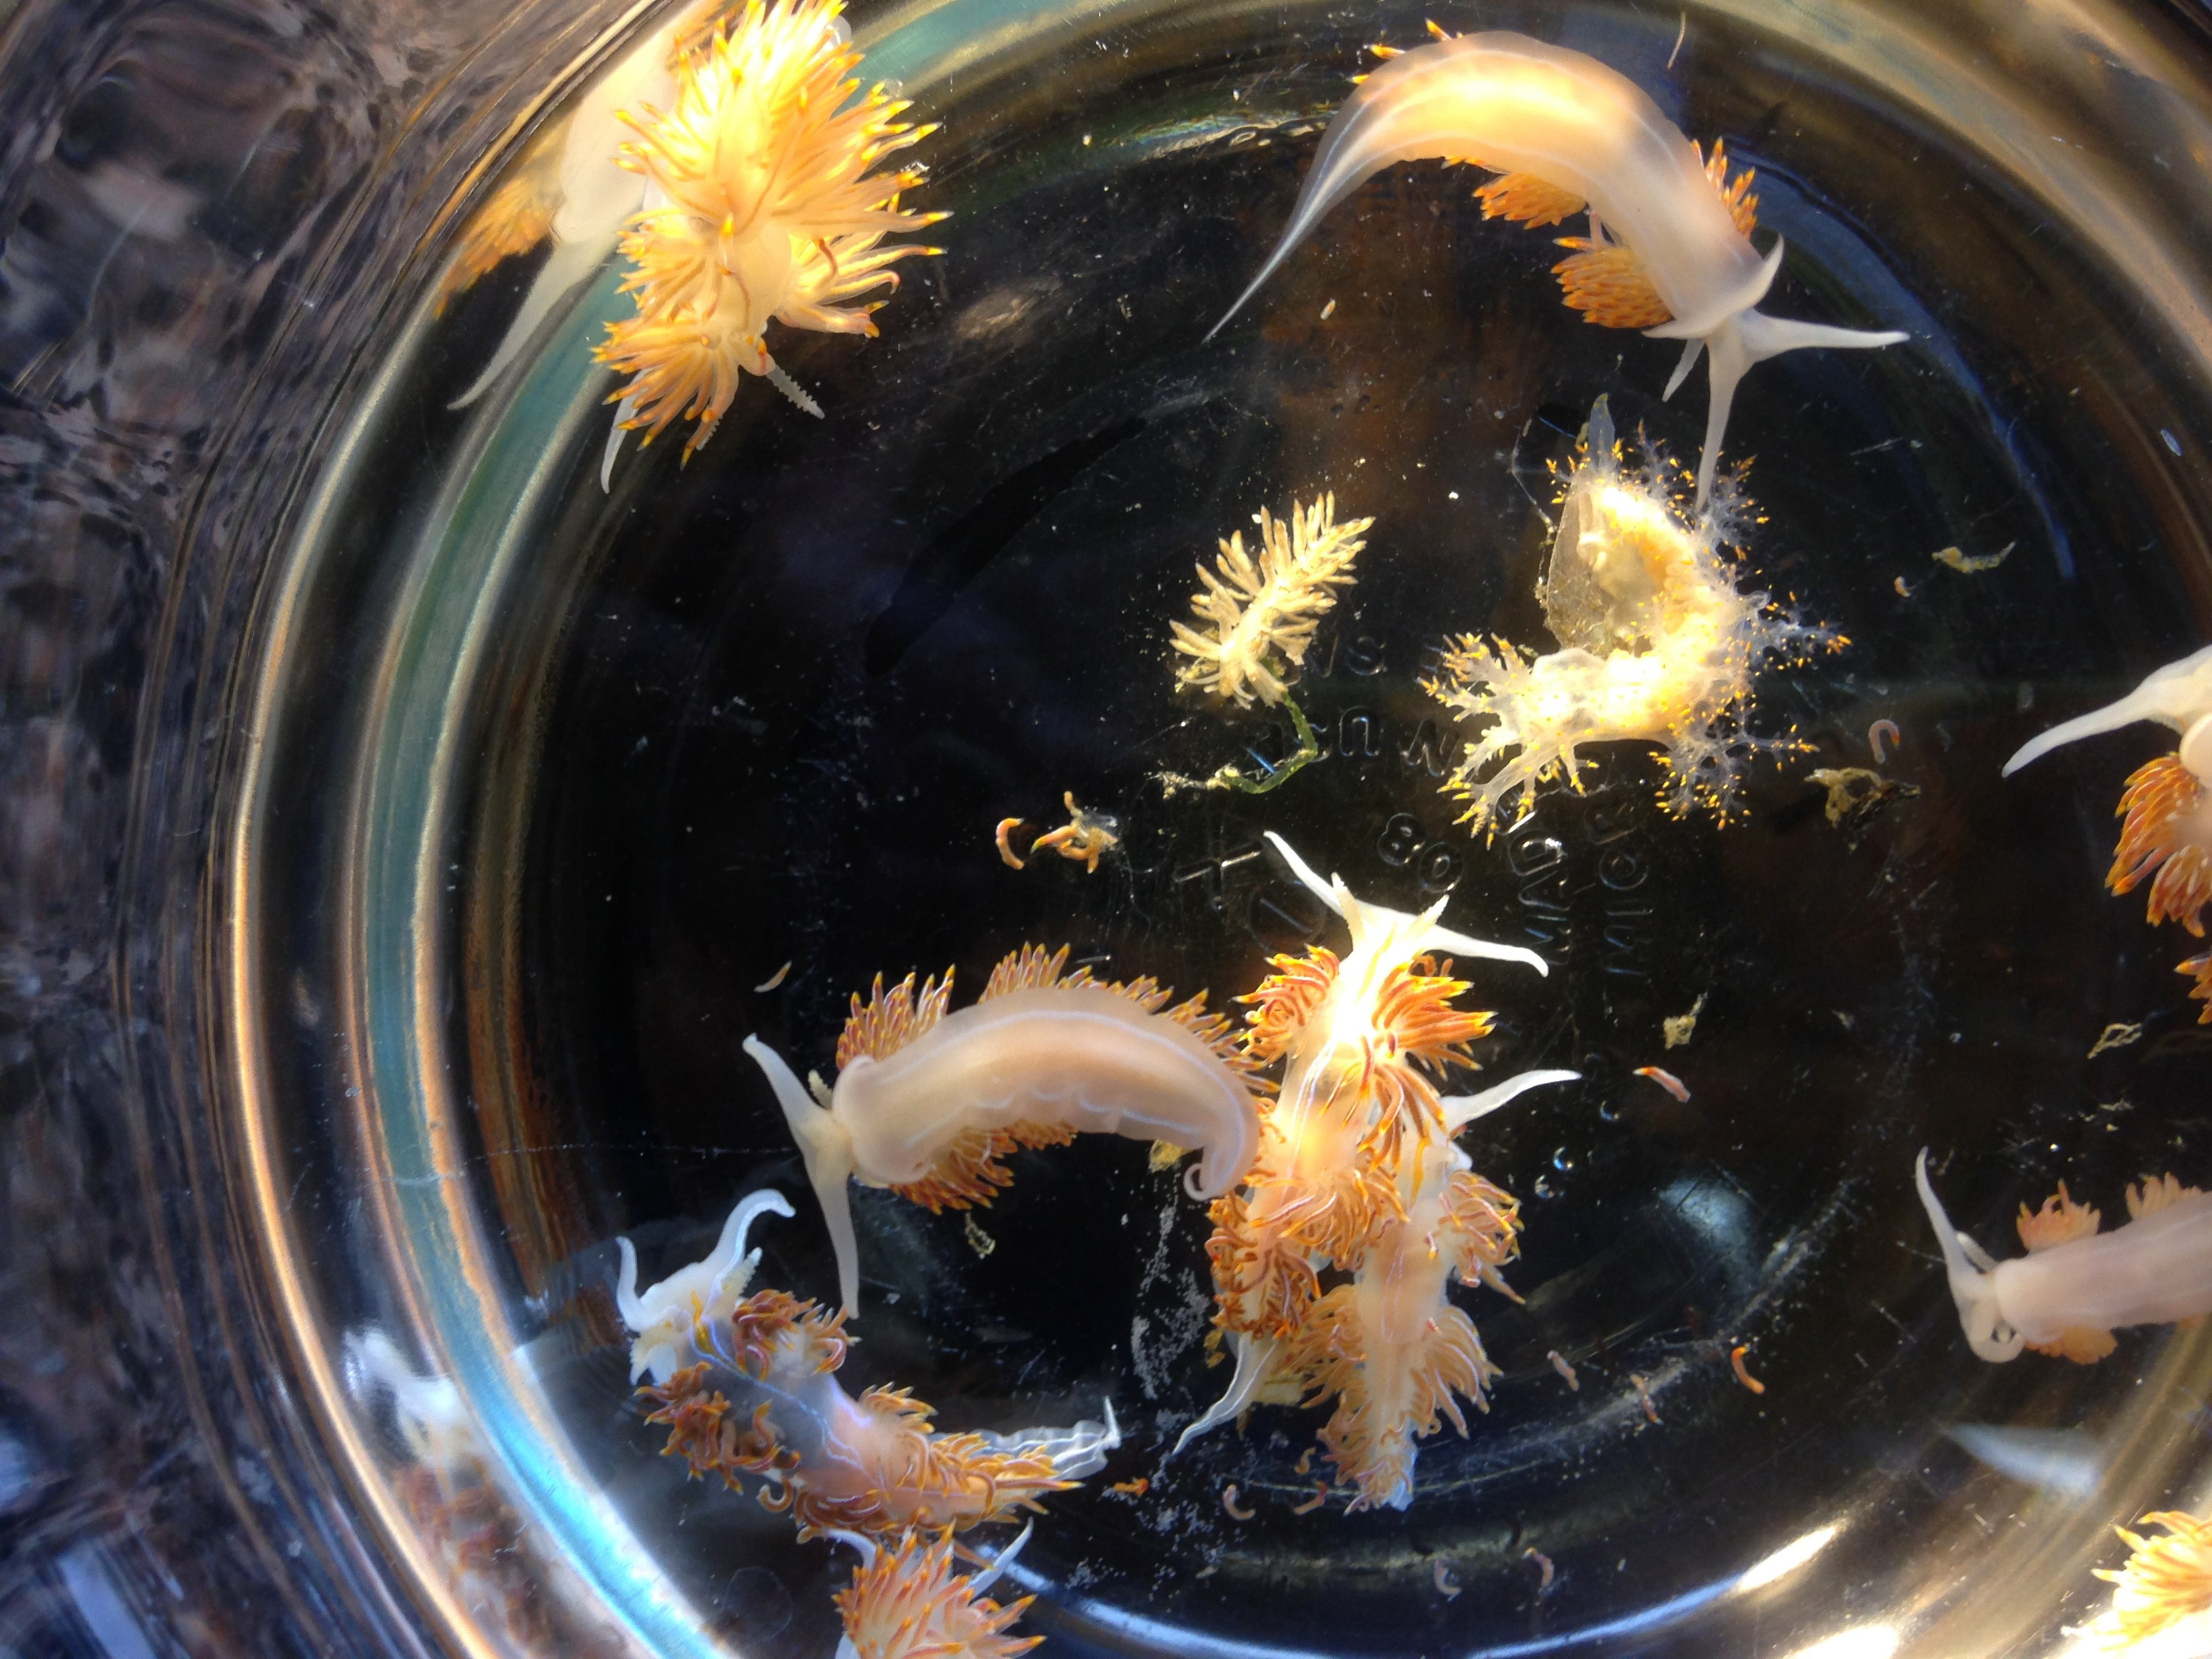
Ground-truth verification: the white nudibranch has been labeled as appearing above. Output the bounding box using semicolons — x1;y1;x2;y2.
1914;1149;2212;1364
2003;644;2212;1022
745;945;1266;1313
1210;29;1906;504
616;1187;795;1381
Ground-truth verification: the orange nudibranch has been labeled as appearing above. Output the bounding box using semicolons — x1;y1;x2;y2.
625;1191;1120;1538
2006;643;2212;1017
834;1526;1040;1659
1208;29;1904;503
747;945;1265;1313
596;0;944;485
1181;832;1574;1510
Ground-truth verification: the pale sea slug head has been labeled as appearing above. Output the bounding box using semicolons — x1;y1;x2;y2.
745;1033;865;1315
615;1186;797;1382
2003;642;2212;784
1913;1149;2024;1362
1261;830;1549;977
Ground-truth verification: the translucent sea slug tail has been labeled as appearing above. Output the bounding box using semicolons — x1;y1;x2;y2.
1203;68;1407;342
984;1399;1122;1479
449;235;613;411
744;1033;863;1315
1172;1332;1279;1456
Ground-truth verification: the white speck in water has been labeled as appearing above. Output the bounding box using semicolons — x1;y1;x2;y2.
2163;428;2184;455
1448;491;1459;500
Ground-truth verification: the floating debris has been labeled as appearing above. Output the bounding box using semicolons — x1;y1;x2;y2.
1662;995;1705;1050
1634;1065;1692;1103
1320;298;1337;319
962;1214;998;1258
1807;766;1919;846
1108;1477;1149;1498
1029;793;1121;873
1933;542;2014;574
1433;1561;1462;1599
2089;1021;2145;1059
1629;1374;1661;1425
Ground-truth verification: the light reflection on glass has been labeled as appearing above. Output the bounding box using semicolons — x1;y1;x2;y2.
1733;1525;1841;1595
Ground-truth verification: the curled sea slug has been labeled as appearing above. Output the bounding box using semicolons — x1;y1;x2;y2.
2005;644;2212;1019
626;1200;1118;1536
1422;397;1837;837
1914;1150;2212;1364
1210;28;1906;504
746;945;1265;1313
833;1525;1039;1659
596;0;943;485
1184;832;1576;1509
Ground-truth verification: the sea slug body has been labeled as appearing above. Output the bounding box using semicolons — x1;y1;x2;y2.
595;0;944;485
1171;493;1372;707
1183;832;1575;1509
746;945;1265;1313
1913;1150;2212;1363
1422;398;1838;836
626;1193;1120;1536
2005;644;2212;1017
2089;1509;2212;1650
449;0;722;406
834;1526;1040;1659
617;1188;795;1382
1208;28;1906;504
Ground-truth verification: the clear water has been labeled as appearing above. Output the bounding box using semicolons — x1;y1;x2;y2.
227;1;2212;1654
